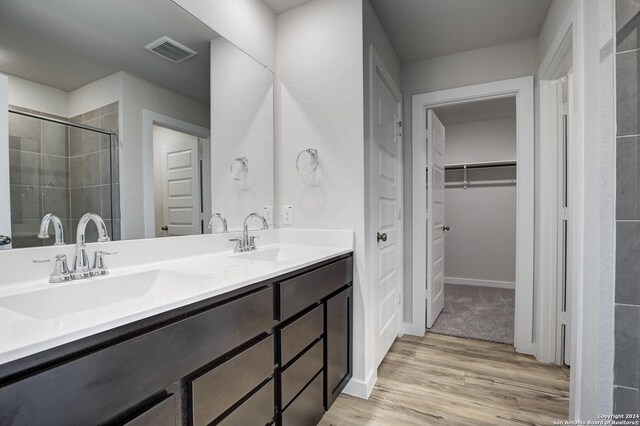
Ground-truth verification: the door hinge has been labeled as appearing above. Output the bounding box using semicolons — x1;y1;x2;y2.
559;311;567;325
398;207;402;221
560;207;568;221
397;121;403;138
559;102;568;116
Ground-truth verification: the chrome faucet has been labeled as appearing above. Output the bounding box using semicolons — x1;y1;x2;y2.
72;213;111;279
37;213;65;245
32;213;70;283
208;213;228;233
230;213;268;252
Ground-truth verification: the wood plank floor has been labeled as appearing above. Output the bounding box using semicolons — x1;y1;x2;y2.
320;333;569;426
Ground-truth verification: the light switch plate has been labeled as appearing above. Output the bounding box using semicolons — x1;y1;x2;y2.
282;205;293;225
262;206;274;226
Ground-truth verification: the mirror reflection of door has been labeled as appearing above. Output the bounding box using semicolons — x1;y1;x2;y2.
153;125;207;237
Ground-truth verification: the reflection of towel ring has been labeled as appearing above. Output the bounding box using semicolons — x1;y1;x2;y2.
296;148;319;175
230;157;249;181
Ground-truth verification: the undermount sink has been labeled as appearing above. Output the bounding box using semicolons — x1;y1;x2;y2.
0;269;212;320
231;247;306;263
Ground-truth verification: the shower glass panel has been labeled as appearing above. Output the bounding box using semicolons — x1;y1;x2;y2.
8;109;119;248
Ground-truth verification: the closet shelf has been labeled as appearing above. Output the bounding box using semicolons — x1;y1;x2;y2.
444;160;517;170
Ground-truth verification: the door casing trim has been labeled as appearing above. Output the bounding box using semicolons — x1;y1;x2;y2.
409;76;535;356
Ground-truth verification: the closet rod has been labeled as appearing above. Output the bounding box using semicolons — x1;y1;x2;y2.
444;160;517;170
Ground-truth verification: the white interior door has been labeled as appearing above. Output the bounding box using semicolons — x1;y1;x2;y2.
161;139;201;237
426;110;445;328
372;68;402;367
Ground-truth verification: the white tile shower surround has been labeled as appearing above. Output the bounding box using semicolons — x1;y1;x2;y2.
0;229;354;364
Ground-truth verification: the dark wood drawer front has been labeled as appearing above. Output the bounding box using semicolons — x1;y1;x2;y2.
281;373;324;426
278;257;352;320
280;339;323;408
124;394;177;426
192;335;275;426
0;287;273;426
279;305;323;366
218;380;274;426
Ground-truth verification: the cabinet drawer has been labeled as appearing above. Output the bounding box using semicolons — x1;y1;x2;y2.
277;257;352;321
281;373;324;426
124;394;177;426
280;339;323;408
279;305;323;366
192;335;275;426
0;287;273;426
218;380;274;426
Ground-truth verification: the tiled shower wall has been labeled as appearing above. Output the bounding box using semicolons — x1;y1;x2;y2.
615;0;640;414
70;103;120;243
8;103;120;247
8;110;71;248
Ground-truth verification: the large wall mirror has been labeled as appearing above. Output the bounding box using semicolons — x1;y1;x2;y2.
0;0;274;249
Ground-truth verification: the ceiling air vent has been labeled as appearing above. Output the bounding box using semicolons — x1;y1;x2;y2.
145;36;198;63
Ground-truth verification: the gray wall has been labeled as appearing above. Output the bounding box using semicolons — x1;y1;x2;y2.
441;116;517;285
614;0;640;414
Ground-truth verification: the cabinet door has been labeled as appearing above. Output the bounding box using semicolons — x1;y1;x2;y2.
325;286;352;408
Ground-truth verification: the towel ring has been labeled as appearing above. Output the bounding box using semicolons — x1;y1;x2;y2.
230;157;248;181
296;148;319;175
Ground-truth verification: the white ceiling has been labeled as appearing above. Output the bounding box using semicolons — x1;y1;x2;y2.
0;0;219;104
370;0;552;64
432;97;516;125
263;0;314;14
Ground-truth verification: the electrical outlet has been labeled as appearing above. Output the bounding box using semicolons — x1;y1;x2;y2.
262;206;274;226
282;205;293;225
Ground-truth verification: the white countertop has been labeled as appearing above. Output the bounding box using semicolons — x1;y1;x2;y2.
0;229;354;365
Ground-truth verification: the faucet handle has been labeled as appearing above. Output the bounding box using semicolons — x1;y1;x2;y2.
229;237;242;252
33;254;71;283
91;250;117;277
249;235;261;249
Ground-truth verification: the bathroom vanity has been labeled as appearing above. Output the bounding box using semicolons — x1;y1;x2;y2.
0;240;353;426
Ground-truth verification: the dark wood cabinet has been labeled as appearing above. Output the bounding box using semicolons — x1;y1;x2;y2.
325;286;353;408
0;253;353;426
274;256;353;421
0;286;273;426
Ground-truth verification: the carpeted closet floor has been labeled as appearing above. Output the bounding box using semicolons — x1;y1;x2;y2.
428;284;515;345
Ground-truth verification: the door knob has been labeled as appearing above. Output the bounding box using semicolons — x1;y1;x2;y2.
0;235;11;246
377;232;387;242
161;225;168;231
443;225;450;232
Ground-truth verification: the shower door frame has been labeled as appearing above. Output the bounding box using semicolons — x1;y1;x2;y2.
0;75;10;249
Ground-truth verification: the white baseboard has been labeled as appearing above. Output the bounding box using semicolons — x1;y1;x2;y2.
343;368;377;399
445;277;516;290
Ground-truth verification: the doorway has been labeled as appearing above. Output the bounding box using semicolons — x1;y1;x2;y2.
411;77;535;355
425;98;518;345
141;110;210;238
152;124;210;237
